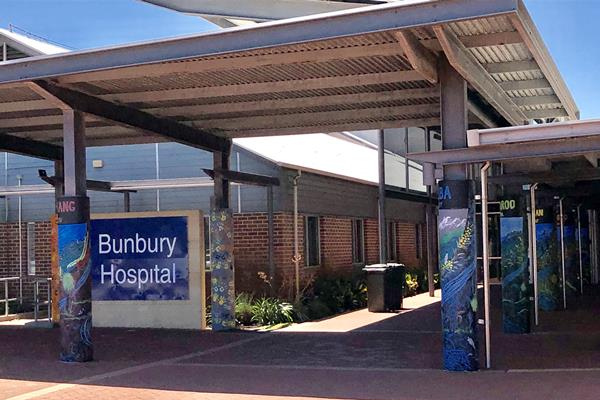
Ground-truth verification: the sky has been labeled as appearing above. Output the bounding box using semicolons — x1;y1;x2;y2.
0;0;598;119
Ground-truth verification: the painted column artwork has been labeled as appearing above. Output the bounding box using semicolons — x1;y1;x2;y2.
580;210;590;286
438;180;478;371
562;211;578;296
57;196;93;362
500;198;530;334
210;208;236;331
536;207;560;311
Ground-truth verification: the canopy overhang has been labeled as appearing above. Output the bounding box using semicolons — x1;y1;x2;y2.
0;0;578;158
409;119;600;165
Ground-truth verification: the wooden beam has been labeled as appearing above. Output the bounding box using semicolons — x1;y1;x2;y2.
585;154;599;168
33;81;230;153
58;42;403;84
203;168;280;187
394;30;438;84
0;99;52;113
434;25;527;126
221;117;440;137
0;133;63;160
484;60;539;74
24;82;71;110
147;87;440;117
468;101;499;128
512;95;561;107
422;31;523;51
525;108;568;119
56;31;522;85
194;103;439;130
499;78;551;91
101;70;426;104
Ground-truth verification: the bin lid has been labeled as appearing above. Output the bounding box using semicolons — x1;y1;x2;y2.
386;263;405;268
363;264;388;272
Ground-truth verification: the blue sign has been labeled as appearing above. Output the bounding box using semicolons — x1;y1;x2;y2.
91;216;189;301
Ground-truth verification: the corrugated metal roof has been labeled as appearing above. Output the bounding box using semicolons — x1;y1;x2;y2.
0;0;578;153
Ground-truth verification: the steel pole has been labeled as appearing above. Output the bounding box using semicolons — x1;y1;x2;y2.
377;129;387;264
480;162;492;369
530;183;539;326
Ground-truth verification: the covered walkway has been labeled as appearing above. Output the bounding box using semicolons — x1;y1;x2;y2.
2;288;600;400
0;0;585;373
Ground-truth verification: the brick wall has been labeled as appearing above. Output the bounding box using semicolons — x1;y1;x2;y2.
0;221;52;307
319;217;353;276
0;213;428;304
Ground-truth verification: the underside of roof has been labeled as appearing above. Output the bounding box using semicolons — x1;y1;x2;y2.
0;0;578;154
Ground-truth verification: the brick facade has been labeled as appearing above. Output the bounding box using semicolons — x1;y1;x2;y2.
0;213;427;304
0;221;52;309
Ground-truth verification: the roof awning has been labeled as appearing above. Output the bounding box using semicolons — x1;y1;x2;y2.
0;0;578;156
408;119;600;165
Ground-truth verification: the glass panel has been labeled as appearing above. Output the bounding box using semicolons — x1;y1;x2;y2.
27;222;35;276
385;153;407;189
352;220;364;264
387;221;397;261
429;129;442;151
306;216;320;266
408;160;427;192
408;127;426;153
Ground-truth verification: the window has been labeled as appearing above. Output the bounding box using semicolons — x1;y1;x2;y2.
305;216;320;266
27;222;35;276
352;219;365;265
203;216;211;270
416;224;423;260
387;221;397;262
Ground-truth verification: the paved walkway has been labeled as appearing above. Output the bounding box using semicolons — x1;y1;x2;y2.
1;287;600;400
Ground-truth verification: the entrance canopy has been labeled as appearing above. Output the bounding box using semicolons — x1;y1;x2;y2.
0;0;578;160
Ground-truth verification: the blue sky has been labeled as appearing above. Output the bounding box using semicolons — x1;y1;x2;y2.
1;0;597;118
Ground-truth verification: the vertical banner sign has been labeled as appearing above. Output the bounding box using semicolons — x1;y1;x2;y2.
562;211;578;296
56;196;93;362
536;207;560;311
500;197;530;334
438;180;478;371
91;217;189;301
210;208;236;331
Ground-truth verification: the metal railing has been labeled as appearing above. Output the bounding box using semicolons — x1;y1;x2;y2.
0;277;20;317
33;277;52;323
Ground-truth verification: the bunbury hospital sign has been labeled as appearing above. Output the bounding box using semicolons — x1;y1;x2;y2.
91;216;190;301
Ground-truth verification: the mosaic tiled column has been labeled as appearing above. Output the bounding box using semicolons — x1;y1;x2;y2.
562;211;579;296
500;197;530;334
536;206;560;311
210;208;236;331
438;180;478;371
57;196;93;362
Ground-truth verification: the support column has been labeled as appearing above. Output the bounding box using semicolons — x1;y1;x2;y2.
377;129;387;263
536;204;560;311
562;208;578;297
579;209;590;289
500;196;531;334
210;142;236;331
57;110;93;362
438;57;478;371
267;186;275;296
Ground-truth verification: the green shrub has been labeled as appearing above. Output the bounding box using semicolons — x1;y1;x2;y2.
235;293;255;326
304;297;333;320
312;276;367;314
251;297;295;326
404;272;420;297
